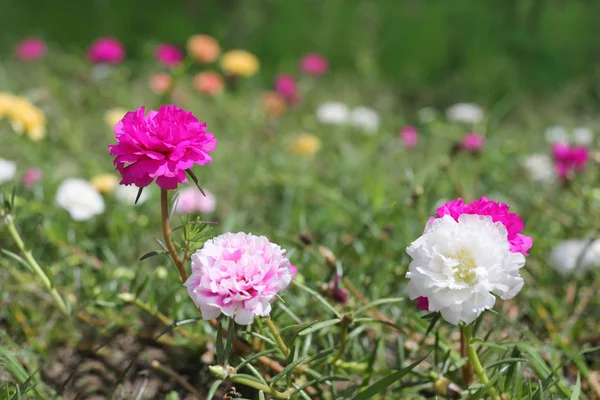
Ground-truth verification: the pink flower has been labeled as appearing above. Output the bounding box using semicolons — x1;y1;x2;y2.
15;38;46;61
552;143;589;179
289;264;298;280
274;74;300;104
300;53;328;76
415;296;429;311
185;232;293;324
328;274;348;304
155;44;183;68
87;37;125;65
460;133;486;152
400;126;418;149
436;196;532;256
23;168;43;188
175;187;216;214
108;105;217;190
149;73;172;94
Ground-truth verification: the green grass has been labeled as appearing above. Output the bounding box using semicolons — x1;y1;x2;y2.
0;49;599;399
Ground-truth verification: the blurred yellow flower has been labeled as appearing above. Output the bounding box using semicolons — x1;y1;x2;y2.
290;134;321;157
0;92;18;118
6;96;46;141
220;50;259;77
90;174;119;194
104;107;128;130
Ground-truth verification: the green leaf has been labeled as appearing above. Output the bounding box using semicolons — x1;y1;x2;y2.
269;355;308;386
0;249;32;272
235;349;279;371
292;281;341;317
353;354;428;400
569;375;581;400
469;372;502;400
298;319;341;336
224;319;236;364
355;298;404;316
216;318;224;365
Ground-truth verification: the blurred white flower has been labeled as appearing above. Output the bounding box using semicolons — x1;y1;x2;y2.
446;103;484;125
521;154;555;184
549;239;600;276
406;214;525;325
417;107;436;123
572;127;593;146
545;125;570;144
349;106;380;134
0;158;17;184
315;102;349;125
55;178;105;221
115;184;150;205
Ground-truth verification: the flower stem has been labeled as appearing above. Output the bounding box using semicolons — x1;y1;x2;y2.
460;324;474;386
151;360;204;399
264;316;290;357
330;315;352;366
160;189;188;282
463;323;501;400
4;215;69;315
228;375;292;399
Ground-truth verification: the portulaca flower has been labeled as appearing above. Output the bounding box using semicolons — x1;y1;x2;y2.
545;125;594;146
521;154;555;184
348;106;380;134
114;184;150;205
185;232;293;324
549;239;600;276
315;102;349;125
55;178;105;221
446;103;484;125
406;214;526;325
0;158;17;184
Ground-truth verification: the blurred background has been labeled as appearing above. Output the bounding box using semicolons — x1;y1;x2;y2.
3;0;600;108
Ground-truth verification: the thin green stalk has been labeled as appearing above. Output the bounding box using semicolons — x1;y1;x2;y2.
264;316;290;357
330;317;350;365
228;375;292;399
463;323;501;400
4;215;68;315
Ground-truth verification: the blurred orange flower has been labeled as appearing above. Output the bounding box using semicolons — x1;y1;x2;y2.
149;72;172;94
261;91;286;118
187;34;220;64
194;71;224;96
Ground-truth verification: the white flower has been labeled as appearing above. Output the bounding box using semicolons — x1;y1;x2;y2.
572;127;593;146
55;178;105;221
315;102;349;125
521;154;555;184
0;158;17;184
544;125;569;144
446;103;484;125
406;214;525;325
114;184;150;205
545;125;593;146
549;239;600;276
348;107;380;134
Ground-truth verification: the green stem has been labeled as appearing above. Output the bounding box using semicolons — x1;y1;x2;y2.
4;215;69;315
463;324;501;400
264;316;290;357
229;376;291;399
160;189;188;282
331;319;349;365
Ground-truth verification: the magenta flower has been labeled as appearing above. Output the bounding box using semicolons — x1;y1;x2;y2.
87;37;125;65
328;274;349;304
436;196;532;256
415;296;429;311
552;143;589;179
289;264;298;280
23;168;43;188
15;38;46;61
460;133;486;151
400;126;418;149
108;105;217;190
274;74;300;104
175;187;216;214
155;44;184;68
300;53;329;76
184;232;293;324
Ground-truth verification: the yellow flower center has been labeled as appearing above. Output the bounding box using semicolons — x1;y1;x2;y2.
452;248;477;285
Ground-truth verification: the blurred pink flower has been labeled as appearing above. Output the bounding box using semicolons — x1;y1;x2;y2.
436;196;532;256
108;105;217;190
185;232;293;324
149;72;172;94
15;38;46;61
274;74;300;104
289;264;298;280
193;71;224;96
300;53;328;76
328;274;348;304
460;133;486;151
23;168;42;188
87;37;125;65
552;143;589;179
400;126;418;149
415;296;429;311
175;187;216;214
155;44;183;68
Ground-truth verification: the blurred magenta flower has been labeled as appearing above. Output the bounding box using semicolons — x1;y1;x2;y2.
400;126;418;149
23;168;42;188
87;37;125;65
460;133;486;152
185;232;293;324
552;143;589;179
274;74;300;104
108;105;217;190
328;274;348;304
15;38;46;61
175;187;216;214
155;44;183;68
289;264;298;280
300;53;328;76
415;296;429;311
